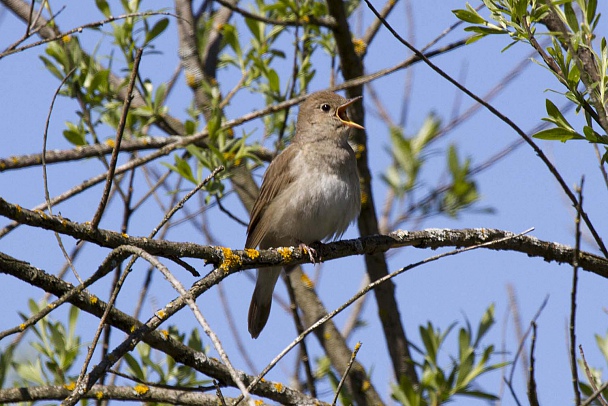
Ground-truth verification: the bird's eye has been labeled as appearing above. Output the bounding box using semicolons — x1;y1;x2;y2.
321;103;331;112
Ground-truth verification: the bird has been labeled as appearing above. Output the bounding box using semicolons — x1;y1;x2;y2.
246;90;363;338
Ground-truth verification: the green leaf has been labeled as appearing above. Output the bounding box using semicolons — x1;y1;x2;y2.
95;0;111;18
475;304;495;346
267;68;280;93
245;17;263;44
532;128;584;142
587;0;597;25
63;122;87;146
582;126;607;143
544;99;575;131
452;7;486;25
564;2;579;31
464;26;506;35
567;64;580;85
145;18;169;44
123;352;145;380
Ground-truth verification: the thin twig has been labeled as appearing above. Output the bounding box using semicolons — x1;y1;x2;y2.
582;382;608;406
214;380;228;406
211;0;336;28
507;284;529;379
0;11;180;59
91;48;143;229
570;178;584;405
505;296;549;406
527;322;539;406
332;342;362;406
41;66;83;283
579;345;608;406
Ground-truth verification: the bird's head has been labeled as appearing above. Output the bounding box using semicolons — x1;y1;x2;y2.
295;91;364;143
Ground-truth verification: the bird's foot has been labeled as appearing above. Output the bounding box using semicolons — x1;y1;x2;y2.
299;241;323;264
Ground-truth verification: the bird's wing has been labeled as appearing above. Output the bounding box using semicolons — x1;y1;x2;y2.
245;146;298;249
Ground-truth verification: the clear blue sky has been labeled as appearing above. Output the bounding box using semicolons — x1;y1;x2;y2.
1;1;607;404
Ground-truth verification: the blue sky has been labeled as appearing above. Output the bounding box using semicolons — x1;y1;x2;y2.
1;0;607;404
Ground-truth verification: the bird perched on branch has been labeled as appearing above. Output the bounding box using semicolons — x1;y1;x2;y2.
246;90;364;338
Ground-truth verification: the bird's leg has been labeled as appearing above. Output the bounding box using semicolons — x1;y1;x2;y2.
298;241;323;264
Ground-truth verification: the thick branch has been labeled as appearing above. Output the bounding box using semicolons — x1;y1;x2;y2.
0;384;271;405
1;196;606;277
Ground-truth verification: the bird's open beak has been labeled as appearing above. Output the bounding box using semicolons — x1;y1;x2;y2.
336;96;365;130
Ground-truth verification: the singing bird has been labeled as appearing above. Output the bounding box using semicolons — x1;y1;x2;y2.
246;91;364;338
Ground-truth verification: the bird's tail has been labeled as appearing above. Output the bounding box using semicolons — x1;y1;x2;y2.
248;267;282;338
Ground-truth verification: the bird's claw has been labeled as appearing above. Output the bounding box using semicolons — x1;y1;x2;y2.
299;242;322;264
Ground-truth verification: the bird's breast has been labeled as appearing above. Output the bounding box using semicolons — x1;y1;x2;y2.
270;144;360;244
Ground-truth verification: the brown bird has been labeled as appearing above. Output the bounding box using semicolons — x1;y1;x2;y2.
246;90;363;338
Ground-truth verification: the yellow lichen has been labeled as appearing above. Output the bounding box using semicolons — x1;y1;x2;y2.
362;380;371;391
95;391;104;399
133;384;149;395
105;139;116;148
273;382;284;392
355;144;365;159
61;35;72;43
352;38;367;56
156;309;167;319
19;323;26;331
220;247;242;273
185;72;197;88
360;190;369;207
324;331;331;341
300;272;314;289
244;248;260;259
89;295;98;305
121;233;129;238
254;400;264;406
160;329;169;339
63;382;76;391
277;247;293;261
